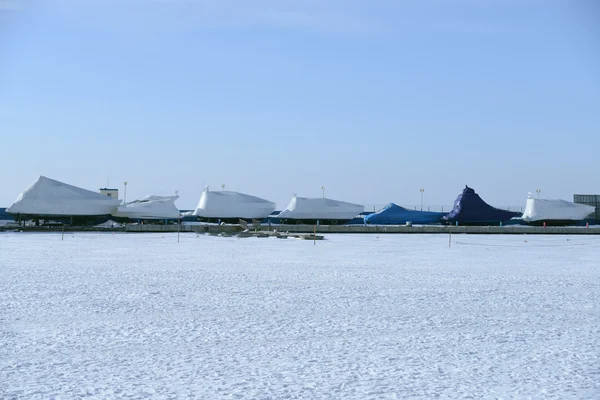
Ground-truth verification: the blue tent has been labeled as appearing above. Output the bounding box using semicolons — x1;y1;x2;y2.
443;186;521;225
364;203;444;225
0;208;15;221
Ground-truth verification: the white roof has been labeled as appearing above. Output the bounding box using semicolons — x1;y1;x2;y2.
112;195;180;220
521;195;595;222
192;187;275;219
277;195;364;220
7;176;120;216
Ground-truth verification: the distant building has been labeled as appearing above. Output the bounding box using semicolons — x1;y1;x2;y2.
574;194;600;221
99;188;119;199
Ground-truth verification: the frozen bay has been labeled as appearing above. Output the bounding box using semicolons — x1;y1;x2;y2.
1;233;599;399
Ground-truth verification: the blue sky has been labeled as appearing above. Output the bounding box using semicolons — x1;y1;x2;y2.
1;0;598;210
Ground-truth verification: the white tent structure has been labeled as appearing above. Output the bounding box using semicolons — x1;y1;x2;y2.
520;193;595;225
7;176;120;218
94;219;124;229
112;195;180;220
277;195;364;222
192;187;275;220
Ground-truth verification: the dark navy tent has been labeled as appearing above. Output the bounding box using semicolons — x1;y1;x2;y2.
443;186;521;225
364;203;444;225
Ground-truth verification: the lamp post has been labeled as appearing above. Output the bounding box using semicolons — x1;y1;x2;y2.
536;189;541;199
321;186;325;198
420;188;424;211
124;181;128;205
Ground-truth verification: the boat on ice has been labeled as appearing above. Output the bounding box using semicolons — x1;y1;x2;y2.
192;187;275;223
442;186;521;226
112;195;181;222
6;176;120;225
364;203;444;225
517;193;595;226
277;194;364;225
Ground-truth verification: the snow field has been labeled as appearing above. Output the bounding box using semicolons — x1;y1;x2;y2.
1;233;599;399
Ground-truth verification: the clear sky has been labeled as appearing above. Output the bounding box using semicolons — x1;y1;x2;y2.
1;0;598;210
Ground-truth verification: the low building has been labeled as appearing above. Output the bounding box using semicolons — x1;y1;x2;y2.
99;188;119;199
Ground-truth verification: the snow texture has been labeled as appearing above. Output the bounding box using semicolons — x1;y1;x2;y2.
278;196;364;220
1;233;599;399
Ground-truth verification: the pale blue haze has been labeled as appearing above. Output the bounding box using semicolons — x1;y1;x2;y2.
1;0;598;210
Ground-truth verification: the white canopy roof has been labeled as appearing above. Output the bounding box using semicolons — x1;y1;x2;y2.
277;195;364;220
7;176;120;216
192;187;275;219
112;195;180;220
521;194;595;222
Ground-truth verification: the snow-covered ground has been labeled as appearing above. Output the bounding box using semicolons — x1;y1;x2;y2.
1;233;599;399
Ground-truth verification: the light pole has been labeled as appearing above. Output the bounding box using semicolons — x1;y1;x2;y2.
536;189;541;199
420;188;424;211
321;186;325;198
124;181;128;205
